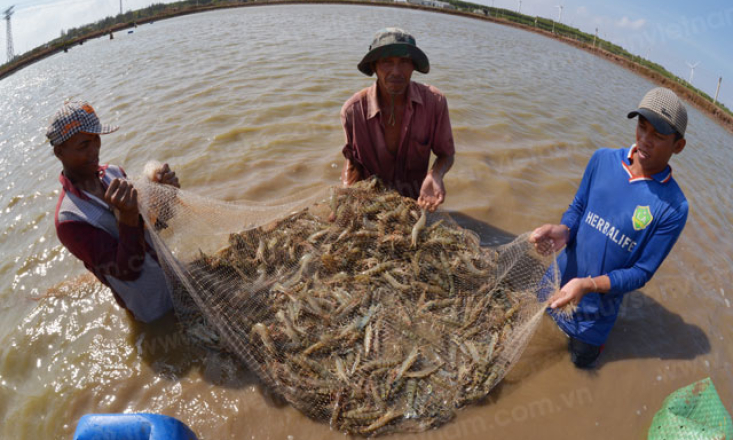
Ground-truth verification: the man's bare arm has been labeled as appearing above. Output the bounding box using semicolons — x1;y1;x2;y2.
430;153;454;180
341;159;363;186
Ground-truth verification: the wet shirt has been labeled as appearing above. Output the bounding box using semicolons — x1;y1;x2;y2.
551;146;688;346
341;81;455;199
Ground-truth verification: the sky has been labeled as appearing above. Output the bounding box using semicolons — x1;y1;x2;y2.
1;0;732;109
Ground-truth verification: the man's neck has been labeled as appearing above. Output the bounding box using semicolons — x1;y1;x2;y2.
629;156;646;177
377;82;409;109
64;168;103;195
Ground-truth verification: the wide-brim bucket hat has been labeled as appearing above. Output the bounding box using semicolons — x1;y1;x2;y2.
358;27;430;76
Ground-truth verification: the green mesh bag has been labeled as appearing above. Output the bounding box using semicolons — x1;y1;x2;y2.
648;377;733;440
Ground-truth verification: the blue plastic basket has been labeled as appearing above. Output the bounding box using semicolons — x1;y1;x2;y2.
73;413;198;440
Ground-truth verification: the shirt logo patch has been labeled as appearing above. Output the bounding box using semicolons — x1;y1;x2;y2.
632;205;653;231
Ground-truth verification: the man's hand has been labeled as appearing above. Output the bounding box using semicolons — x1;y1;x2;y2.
549;277;595;309
417;172;445;212
104;178;139;226
152;163;180;188
529;224;570;256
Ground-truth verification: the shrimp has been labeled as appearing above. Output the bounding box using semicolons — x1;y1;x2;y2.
411;209;427;248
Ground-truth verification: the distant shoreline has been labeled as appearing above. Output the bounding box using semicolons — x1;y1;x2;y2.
2;0;731;134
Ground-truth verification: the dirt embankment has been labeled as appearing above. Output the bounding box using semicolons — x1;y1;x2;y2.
2;0;731;134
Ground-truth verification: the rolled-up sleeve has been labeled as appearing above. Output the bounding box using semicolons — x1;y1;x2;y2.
341;100;358;164
430;90;455;158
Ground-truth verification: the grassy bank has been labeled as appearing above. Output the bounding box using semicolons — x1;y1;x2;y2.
2;0;731;133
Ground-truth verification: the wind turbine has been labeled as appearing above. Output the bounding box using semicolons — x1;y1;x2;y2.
551;4;563;33
686;61;700;85
555;4;564;23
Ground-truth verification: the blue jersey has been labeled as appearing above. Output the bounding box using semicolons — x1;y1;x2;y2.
551;146;688;346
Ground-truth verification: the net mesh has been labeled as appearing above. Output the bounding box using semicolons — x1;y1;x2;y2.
135;175;559;436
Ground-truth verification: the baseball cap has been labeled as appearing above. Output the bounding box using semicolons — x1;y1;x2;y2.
627;87;687;137
46;101;119;147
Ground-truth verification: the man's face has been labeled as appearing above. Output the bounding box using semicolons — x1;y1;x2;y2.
634;117;685;175
54;132;101;176
375;56;415;96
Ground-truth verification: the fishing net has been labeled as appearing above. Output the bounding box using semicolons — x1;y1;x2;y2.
134;174;559;436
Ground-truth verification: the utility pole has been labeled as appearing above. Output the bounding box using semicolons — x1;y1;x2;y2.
518;0;521;14
119;0;122;15
593;27;597;47
3;5;14;62
714;77;722;104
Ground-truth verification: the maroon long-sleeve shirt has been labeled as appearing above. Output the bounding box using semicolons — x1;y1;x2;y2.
341;81;455;198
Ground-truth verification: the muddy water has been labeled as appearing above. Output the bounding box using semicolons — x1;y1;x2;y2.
0;4;731;439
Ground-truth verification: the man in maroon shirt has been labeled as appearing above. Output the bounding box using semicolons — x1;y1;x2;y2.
48;101;180;322
341;28;455;211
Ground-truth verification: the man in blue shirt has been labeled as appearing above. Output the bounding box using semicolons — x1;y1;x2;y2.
530;87;689;368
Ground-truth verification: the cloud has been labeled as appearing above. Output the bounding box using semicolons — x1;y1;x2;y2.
616;16;647;30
